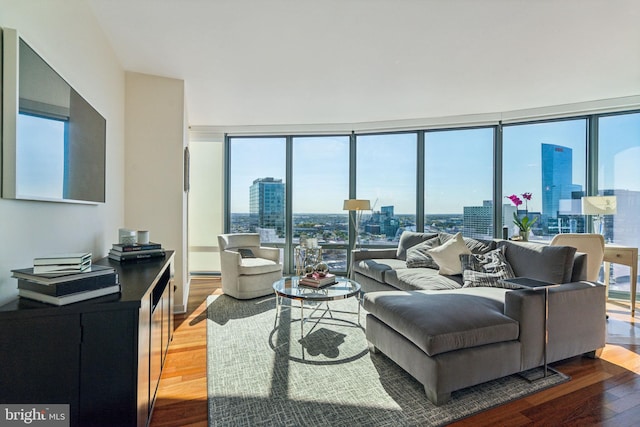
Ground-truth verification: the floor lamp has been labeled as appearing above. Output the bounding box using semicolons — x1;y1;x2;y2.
582;196;617;236
343;199;371;278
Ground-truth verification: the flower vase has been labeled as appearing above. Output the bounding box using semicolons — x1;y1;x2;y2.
519;230;530;242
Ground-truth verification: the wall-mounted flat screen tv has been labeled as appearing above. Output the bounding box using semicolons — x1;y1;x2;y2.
2;28;106;204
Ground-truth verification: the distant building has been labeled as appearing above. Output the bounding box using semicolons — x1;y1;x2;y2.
463;200;493;239
365;205;400;238
250;177;285;234
462;200;518;239
541;144;582;219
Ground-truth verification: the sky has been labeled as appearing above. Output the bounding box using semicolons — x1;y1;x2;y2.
228;112;640;215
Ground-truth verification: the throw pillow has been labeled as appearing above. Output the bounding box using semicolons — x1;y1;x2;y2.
237;248;256;258
405;236;441;269
460;247;518;288
438;232;496;254
427;232;471;275
396;231;439;261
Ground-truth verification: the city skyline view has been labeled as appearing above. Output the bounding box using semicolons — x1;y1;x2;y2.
229;116;639;215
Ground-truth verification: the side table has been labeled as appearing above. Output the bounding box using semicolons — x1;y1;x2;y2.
604;244;639;317
502;277;560;378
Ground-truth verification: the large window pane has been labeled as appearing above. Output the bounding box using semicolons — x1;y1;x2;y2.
292;136;350;272
598;112;640;294
425;128;494;238
503;120;587;240
229;137;286;245
356;133;417;246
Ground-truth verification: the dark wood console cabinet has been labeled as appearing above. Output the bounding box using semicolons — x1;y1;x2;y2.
0;251;174;427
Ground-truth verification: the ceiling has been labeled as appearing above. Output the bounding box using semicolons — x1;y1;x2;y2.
87;0;640;128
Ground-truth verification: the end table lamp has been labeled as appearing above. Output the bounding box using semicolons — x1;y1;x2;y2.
581;195;617;235
344;199;371;277
343;199;371;249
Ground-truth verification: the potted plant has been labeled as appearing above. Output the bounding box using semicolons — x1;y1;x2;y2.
505;192;539;241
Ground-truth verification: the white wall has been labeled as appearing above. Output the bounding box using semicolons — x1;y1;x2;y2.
188;137;224;273
125;72;189;312
0;0;125;305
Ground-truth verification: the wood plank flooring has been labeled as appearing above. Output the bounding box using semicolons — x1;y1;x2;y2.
150;278;640;427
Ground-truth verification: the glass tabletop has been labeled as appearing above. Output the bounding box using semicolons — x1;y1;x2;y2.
273;276;361;302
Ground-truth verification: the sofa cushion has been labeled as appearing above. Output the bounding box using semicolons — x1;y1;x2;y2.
384;267;462;291
439;232;496;254
461;247;517;288
428;232;471;275
396;232;439;261
238;258;281;275
497;240;577;283
405;235;441;269
353;258;408;283
363;290;519;356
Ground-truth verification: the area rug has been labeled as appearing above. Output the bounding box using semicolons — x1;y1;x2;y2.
207;294;569;426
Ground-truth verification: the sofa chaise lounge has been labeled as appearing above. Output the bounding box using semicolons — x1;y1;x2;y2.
354;231;606;405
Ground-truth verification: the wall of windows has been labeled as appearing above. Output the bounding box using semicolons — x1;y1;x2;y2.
223;110;640;298
292;136;350;272
424;128;494;239
356;133;417;246
598;112;640;294
502;119;587;240
228;137;286;245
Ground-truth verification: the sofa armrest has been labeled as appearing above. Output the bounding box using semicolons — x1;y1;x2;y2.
352;248;398;261
505;281;606;371
571;252;588;282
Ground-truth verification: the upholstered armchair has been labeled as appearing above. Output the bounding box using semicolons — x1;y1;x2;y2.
550;233;605;282
217;233;282;299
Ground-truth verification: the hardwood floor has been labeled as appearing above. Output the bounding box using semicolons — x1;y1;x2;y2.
150;278;640;426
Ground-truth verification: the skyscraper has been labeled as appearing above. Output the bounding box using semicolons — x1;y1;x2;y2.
541;143;581;219
249;177;285;234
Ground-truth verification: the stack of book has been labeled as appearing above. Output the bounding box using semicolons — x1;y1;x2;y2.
12;264;120;306
108;242;165;262
299;272;337;288
33;252;92;274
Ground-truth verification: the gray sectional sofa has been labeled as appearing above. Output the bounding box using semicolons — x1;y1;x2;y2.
354;231;606;405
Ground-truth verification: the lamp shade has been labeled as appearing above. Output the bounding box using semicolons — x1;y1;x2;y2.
581;196;617;215
343;199;371;211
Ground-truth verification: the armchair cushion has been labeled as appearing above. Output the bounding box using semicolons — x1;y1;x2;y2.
238;257;281;275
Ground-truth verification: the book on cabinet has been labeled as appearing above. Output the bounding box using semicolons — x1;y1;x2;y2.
11;264;116;285
16;272;119;297
18;284;121;306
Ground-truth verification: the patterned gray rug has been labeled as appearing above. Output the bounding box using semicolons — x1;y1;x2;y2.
207;294;569;426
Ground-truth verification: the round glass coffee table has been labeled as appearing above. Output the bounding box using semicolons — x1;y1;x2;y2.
273;276;361;338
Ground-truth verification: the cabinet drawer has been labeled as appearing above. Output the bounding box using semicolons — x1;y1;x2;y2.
604;248;635;265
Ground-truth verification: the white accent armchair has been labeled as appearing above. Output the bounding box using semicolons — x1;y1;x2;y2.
217;233;282;299
550;233;605;281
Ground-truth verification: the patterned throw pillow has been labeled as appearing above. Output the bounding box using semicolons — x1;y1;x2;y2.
460;247;518;288
406;236;441;269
